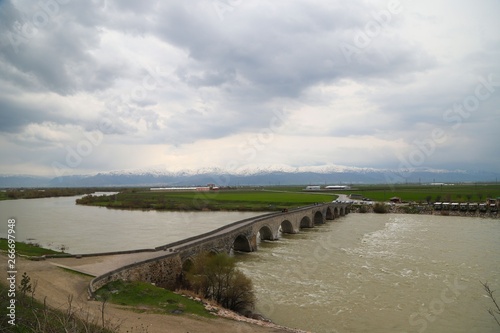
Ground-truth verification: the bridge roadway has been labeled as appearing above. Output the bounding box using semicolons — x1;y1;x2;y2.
46;201;351;293
49;212;279;277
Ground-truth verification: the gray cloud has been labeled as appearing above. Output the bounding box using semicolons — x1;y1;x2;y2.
0;0;499;175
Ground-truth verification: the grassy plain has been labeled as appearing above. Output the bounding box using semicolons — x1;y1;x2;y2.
75;183;500;211
328;183;500;203
76;189;337;211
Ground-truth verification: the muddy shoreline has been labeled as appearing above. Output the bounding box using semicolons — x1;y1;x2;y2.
351;204;499;218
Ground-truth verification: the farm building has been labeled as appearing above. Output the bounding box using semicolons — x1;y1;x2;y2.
150;184;219;192
325;185;351;190
305;185;321;191
389;197;401;203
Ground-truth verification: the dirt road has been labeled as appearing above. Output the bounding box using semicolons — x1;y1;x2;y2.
2;254;303;333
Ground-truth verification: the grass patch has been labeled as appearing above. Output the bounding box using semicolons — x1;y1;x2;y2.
0;239;63;257
95;280;214;318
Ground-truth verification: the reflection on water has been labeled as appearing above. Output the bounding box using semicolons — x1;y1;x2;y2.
236;214;500;333
0;195;264;253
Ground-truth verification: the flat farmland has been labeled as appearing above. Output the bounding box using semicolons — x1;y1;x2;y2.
76;189;338;211
329;184;500;203
71;183;500;211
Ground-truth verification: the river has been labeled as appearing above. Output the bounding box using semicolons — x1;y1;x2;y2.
1;196;499;332
237;213;500;333
0;195;263;253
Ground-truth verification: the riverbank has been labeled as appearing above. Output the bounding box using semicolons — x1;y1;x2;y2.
1;253;307;333
351;203;500;218
0;188;120;200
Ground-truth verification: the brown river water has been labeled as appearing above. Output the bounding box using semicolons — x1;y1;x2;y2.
237;213;500;333
0;195;263;253
1;196;499;332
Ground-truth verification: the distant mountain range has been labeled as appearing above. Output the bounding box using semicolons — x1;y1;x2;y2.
1;165;499;187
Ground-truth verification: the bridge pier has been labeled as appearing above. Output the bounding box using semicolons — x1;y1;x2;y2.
249;234;257;252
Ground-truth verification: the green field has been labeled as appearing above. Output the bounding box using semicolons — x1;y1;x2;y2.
74;184;500;211
330;183;500;203
76;189;338;211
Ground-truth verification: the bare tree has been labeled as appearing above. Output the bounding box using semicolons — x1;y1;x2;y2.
481;281;500;327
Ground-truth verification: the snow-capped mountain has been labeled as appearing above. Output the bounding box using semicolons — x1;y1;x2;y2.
0;164;498;187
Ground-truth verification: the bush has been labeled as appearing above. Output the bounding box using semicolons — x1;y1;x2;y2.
185;253;255;313
357;205;368;213
400;206;419;214
373;203;388;214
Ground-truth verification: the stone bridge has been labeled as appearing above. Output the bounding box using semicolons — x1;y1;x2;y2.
89;202;351;295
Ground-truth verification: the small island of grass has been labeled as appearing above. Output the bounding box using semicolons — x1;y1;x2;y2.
76;189;338;211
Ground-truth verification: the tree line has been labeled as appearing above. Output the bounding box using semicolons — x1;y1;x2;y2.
3;188;121;200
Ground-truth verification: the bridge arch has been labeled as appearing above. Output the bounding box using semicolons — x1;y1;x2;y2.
258;225;274;241
314;211;324;224
233;234;252;252
300;216;313;228
208;249;219;256
182;257;194;272
326;207;334;220
280;220;295;234
87;202;352;297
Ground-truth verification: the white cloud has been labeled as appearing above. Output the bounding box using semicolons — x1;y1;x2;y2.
0;0;499;177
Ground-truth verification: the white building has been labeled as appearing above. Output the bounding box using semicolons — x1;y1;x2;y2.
305;185;321;191
325;185;350;190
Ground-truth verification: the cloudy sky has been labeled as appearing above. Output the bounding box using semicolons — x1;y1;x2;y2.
0;0;499;177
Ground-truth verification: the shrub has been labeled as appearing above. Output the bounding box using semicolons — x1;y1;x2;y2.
185;253;255;313
373;203;388;214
